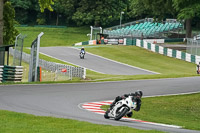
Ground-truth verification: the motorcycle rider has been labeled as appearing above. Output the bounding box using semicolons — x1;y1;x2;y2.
80;47;85;55
108;90;143;117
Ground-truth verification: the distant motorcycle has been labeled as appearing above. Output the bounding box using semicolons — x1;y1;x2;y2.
80;50;85;59
104;96;137;120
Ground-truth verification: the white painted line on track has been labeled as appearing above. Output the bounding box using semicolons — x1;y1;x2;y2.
143;91;200;98
72;47;160;74
79;100;182;129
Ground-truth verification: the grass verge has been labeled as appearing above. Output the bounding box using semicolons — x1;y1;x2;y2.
2;44;198;84
101;93;200;130
0;110;162;133
84;45;198;81
7;27;198;83
16;26;90;47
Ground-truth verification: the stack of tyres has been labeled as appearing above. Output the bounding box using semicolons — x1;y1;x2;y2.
0;66;3;83
2;65;23;82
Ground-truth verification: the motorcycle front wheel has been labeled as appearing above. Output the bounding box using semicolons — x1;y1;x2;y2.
114;107;128;120
104;110;110;119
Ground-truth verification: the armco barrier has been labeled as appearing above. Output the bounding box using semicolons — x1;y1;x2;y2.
2;65;23;82
136;39;200;64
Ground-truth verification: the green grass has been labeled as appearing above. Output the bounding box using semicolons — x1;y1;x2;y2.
0;110;162;133
101;93;200;130
16;26;90;47
15;26;198;82
16;45;199;83
2;27;200;132
83;45;198;80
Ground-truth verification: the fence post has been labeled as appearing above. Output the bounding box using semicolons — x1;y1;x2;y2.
83;68;86;79
29;32;44;82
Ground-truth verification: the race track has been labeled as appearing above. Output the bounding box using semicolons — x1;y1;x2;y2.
39;47;157;75
1;46;200;132
0;77;200;133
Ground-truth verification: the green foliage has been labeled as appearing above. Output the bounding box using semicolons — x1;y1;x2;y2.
10;0;32;9
36;18;46;25
6;0;200;28
129;0;200;21
172;0;200;19
39;0;55;12
72;0;129;26
128;0;148;18
129;0;176;20
3;1;19;45
53;0;78;24
9;0;39;24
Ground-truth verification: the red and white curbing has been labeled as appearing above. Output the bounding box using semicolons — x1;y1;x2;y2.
82;101;112;114
81;100;182;129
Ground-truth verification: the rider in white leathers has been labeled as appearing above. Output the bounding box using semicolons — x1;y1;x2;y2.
108;90;143;117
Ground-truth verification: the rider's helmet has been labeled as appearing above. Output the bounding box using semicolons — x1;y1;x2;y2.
135;90;143;98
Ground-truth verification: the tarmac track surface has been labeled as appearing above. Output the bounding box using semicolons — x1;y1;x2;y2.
0;77;200;133
39;47;157;75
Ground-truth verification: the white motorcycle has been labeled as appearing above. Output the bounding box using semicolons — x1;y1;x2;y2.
104;96;137;120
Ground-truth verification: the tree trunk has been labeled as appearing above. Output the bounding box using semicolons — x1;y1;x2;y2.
0;0;3;46
0;0;4;65
185;19;192;38
56;13;58;26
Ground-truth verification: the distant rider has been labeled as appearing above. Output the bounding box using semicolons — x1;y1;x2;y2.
108;90;143;117
80;47;85;55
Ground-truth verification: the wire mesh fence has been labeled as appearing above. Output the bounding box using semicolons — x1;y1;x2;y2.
9;47;86;82
13;34;26;66
186;38;200;56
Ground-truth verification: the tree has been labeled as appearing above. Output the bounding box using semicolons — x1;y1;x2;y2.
72;0;129;26
0;0;3;65
9;0;32;24
0;0;3;46
38;0;54;12
173;0;200;38
129;0;200;38
3;1;19;45
0;0;55;65
53;0;78;25
129;0;176;21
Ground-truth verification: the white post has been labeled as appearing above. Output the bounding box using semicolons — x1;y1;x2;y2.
13;34;21;66
120;11;124;29
90;26;93;40
69;66;72;80
70;67;73;80
123;38;127;45
34;32;44;81
100;27;102;34
82;67;86;79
